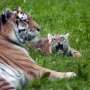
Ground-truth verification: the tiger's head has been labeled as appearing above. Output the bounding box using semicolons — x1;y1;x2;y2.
0;7;40;45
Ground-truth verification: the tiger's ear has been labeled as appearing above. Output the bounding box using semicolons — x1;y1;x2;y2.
15;6;22;13
1;10;12;24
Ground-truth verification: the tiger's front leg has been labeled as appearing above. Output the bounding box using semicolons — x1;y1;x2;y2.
34;65;77;79
20;62;76;80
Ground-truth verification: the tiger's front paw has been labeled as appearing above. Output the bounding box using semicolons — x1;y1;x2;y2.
64;72;77;78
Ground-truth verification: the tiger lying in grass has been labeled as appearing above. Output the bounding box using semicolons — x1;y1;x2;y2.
0;7;76;90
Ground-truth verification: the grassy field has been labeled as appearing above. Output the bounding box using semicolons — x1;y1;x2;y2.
0;0;90;90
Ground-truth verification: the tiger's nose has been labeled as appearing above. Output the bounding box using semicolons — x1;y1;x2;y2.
36;27;41;32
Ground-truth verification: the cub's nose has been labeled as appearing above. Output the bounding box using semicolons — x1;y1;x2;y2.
37;28;40;31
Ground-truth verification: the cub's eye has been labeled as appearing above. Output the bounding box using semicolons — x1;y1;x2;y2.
20;12;23;14
53;38;56;40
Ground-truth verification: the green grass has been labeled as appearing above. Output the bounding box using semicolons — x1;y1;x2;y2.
0;0;90;90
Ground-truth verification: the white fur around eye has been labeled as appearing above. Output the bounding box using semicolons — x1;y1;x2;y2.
18;13;27;20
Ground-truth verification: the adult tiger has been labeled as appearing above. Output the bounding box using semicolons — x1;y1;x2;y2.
0;7;76;90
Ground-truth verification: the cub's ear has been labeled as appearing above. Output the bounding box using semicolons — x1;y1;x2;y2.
1;10;12;24
64;33;69;39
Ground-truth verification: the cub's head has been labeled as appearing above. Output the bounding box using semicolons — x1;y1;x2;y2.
0;7;40;44
48;33;71;55
48;33;81;58
48;33;70;52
